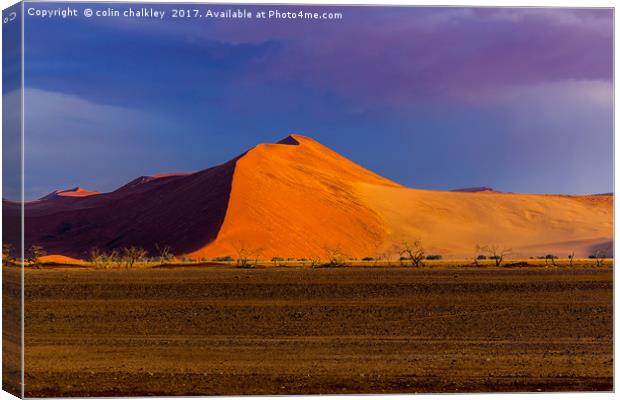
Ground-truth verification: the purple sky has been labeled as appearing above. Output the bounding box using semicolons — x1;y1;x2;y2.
19;5;613;199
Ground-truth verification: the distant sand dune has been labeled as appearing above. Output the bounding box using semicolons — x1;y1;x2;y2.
358;183;612;258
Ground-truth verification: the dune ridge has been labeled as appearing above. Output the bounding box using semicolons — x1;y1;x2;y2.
41;187;100;199
5;134;613;260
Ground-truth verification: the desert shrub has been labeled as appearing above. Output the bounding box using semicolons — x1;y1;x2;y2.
213;256;234;262
589;249;609;267
544;254;558;266
477;255;487;260
27;245;46;268
155;244;173;264
3;243;15;265
233;242;263;268
90;248;107;269
271;257;285;262
362;257;375;261
122;246;148;268
426;254;442;260
324;246;347;267
308;256;321;268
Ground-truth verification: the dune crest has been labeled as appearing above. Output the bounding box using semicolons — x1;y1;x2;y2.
41;186;100;199
7;134;613;260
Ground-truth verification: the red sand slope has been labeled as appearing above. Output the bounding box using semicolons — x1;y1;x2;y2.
6;134;613;260
41;187;100;199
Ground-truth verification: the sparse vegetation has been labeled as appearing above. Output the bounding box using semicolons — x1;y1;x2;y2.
481;245;512;267
88;248;123;269
271;256;285;266
473;245;485;265
155;244;173;264
568;251;575;267
308;255;321;268
324;246;346;267
27;245;46;268
20;243;615;270
399;240;425;267
122;246;148;268
589;249;609;267
233;242;263;268
3;243;15;265
89;248;108;269
213;256;234;262
544;254;558;266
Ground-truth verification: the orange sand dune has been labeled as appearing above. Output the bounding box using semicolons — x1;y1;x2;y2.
39;254;84;264
8;134;613;260
193;134;612;259
358;183;612;258
41;186;100;199
194;134;399;259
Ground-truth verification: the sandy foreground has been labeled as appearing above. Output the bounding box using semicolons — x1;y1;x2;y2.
4;265;611;396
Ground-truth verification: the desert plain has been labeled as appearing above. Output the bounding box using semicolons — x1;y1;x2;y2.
3;260;611;396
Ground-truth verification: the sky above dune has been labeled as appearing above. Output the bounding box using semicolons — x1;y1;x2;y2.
16;4;613;199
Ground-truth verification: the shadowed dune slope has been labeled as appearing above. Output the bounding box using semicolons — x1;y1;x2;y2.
7;134;613;260
15;160;236;258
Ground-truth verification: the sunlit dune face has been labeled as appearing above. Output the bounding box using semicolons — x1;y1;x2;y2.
39;254;83;264
191;134;613;259
53;187;100;198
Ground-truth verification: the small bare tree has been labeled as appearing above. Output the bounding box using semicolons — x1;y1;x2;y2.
155;244;173;264
400;240;425;267
481;245;512;267
308;255;321;268
271;256;285;266
89;248;109;269
27;245;46;269
324;246;346;267
122;246;148;268
3;243;15;265
568;251;575;267
591;249;607;267
233;242;263;268
109;249;122;268
544;254;558;266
